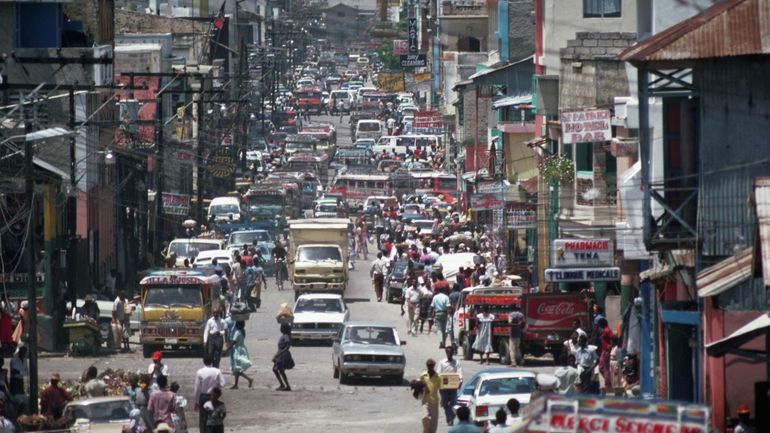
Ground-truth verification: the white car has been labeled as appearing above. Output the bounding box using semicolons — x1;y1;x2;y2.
193;249;233;267
467;370;537;424
411;219;435;236
292;294;349;341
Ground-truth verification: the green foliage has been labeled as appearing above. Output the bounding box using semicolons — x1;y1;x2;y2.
538;154;575;184
378;39;401;70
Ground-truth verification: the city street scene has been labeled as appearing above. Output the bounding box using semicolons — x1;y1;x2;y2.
0;0;768;432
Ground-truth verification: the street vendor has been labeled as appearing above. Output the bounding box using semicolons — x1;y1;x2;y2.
80;295;100;322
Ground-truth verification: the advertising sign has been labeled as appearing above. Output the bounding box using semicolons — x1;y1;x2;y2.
470;193;505;211
377;72;405;92
543;267;621;283
552;238;614;267
561;109;612;144
209;146;236;178
162;193;191;216
523;293;589;331
477;180;506;194
400;54;426;68
528;409;707;433
507;203;537;229
413;110;443;133
407;18;418;53
393;39;408;55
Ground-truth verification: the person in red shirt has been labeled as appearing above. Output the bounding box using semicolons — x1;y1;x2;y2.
40;372;73;418
597;318;614;388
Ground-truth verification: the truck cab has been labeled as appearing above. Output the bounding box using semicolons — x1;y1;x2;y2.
289;218;350;299
455;285;524;364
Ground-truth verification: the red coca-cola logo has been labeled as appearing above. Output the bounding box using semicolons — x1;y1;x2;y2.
536;302;576;316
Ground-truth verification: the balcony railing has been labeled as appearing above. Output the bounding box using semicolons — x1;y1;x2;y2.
645;179;698;249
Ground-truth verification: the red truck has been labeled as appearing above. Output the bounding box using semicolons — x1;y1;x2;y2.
294;86;324;114
521;291;592;364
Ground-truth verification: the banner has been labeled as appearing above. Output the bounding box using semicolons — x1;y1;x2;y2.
377;72;405;92
162;193;191;216
470;193;504;211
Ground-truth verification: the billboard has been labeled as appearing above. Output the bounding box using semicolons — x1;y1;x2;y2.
551;238;614;267
377;72;405;92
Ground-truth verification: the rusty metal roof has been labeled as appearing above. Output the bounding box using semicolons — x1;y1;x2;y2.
753;177;770;286
697;247;753;297
620;0;770;64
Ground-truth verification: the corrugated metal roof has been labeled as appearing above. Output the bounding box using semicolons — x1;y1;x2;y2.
706;312;770;356
493;94;532;108
620;0;770;64
697;247;754;297
754;177;770;287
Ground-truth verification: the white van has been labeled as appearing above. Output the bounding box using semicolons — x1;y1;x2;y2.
208;196;242;223
355;119;383;141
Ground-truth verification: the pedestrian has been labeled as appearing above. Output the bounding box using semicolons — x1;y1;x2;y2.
472;306;495;364
401;279;421;336
272;323;294;391
244;259;261;311
193;355;226;433
554;355;578;394
148;351;170;385
445;305;457;350
147;375;177;428
448;406;477;433
228;321;254;389
112;291;130;352
11;301;29;347
83;366;107;397
437;346;462;426
0;295;14;350
369;252;389;302
597;318;613;388
231;256;245;303
419;359;441;433
169;382;188;433
574;334;598;394
9;347;27;404
609;336;622;388
506;398;526;430
0;400;14;433
39;372;72;418
487;408;508;432
430;285;450;348
203;308;227;369
418;279;434;334
734;405;756;433
202;388;226;433
508;303;525;367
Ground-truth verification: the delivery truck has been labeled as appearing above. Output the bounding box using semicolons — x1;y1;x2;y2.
288;218;350;299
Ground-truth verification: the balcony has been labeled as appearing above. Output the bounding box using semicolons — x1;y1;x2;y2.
440;0;487;17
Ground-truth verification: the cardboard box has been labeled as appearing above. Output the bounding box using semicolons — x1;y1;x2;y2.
440;373;461;390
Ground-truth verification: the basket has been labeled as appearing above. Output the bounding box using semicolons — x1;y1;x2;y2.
232;312;250;321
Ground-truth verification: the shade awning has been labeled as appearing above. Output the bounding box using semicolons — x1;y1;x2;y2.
697;247;753;297
706;312;770;357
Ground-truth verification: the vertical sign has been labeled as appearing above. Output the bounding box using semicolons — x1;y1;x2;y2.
407;0;418;54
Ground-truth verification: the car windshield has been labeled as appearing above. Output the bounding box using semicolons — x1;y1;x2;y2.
297;246;341;261
294;298;343;313
68;400;132;423
144;286;200;308
358;122;379;132
168;241;220;258
209;204;239;215
229;231;270;245
345;326;397;345
415;221;433;231
479;377;536;396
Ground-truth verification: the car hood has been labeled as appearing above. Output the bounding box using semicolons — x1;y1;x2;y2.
293;312;346;323
474;393;531;407
341;342;404;356
77;420;132;433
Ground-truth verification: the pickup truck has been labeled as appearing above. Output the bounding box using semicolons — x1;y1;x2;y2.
289;218;350;300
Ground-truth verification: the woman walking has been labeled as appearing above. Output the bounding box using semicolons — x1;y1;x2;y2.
472;306;495;364
272;323;295;391
229;321;254;389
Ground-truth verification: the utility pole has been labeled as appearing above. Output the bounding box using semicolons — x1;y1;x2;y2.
67;87;78;310
154;93;164;263
196;79;206;224
23;99;39;413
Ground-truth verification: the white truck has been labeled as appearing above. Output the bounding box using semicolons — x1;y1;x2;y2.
288;218;350;300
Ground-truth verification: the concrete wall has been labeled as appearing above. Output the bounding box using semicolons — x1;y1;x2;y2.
441;17;489;52
63;0;114;45
542;0;636;75
508;0;534;62
115;9;210;34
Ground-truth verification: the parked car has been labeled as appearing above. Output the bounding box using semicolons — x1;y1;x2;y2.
467;370;537;424
292;294;349;341
65;396;133;433
332;321;406;384
454;368;511;409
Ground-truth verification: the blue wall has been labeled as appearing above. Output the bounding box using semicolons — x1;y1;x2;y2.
14;3;62;48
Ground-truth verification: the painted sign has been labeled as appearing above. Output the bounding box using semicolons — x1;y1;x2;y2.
561;109;612;144
524;293;589;331
209;146;236;178
407;18;418;53
543;267;621;282
162;193;190;216
377;72;405;93
528;411;707;433
477;180;506;194
506;203;537;229
393;40;408;55
413;110;443;133
470;193;504;211
552;238;614;267
400;53;427;68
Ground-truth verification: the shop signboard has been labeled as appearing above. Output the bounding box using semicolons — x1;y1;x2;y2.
561;108;612;144
477;180;506;194
392;39;408;55
407;18;418;52
507;203;536;229
470;193;504;211
209;146;236;178
377;72;405;92
162;193;191;216
543;267;621;283
413;110;443;133
400;54;427;68
551;238;613;267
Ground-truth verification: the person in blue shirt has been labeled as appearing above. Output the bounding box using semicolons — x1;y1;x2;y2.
448;406;480;433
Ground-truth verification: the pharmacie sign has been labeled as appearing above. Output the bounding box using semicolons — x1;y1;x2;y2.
544;267;621;283
552;238;613;267
561;109;611;144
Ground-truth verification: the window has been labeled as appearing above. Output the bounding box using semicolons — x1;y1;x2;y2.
583;0;621;17
575;142;593;173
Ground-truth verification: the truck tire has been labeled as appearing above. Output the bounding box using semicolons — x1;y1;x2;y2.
498;339;511;365
463;337;474;361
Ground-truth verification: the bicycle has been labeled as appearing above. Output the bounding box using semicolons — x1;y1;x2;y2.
275;258;288;291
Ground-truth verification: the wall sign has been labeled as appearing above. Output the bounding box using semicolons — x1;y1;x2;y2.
560;109;611;144
544;267;621;283
552;238;613;267
400;54;427;67
162;193;191;216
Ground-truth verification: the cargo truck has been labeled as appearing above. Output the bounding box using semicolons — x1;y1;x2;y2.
288;218;350;300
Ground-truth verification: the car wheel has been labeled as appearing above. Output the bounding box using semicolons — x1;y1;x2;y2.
333;364;340;379
339;371;349;385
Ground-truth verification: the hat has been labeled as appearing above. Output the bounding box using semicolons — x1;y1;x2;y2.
737;404;751;414
84;294;93;302
154;423;173;433
50;372;61;381
151;351;163;362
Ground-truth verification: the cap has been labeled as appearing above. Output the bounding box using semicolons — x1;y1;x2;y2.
154;423;173;433
151;351;163;362
737;404;751;414
50;372;61;381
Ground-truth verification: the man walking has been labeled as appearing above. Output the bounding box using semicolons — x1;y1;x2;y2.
203;309;227;368
369;252;389;302
575;334;598;394
420;359;441;433
112;291;130;352
437;347;462;426
401;279;421;336
193;355;225;433
508;303;525;366
430;286;450;349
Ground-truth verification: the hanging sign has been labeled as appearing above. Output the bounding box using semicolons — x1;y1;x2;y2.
544;267;621;282
552;238;614;267
560;109;612;144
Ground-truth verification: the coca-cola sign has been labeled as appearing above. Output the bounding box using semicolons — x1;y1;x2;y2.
525;294;589;331
536;302;576;316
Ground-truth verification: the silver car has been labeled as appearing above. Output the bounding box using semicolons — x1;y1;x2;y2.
332;321;406;385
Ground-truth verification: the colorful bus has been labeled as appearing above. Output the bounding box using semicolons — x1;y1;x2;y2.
410;171;458;203
329;173;392;207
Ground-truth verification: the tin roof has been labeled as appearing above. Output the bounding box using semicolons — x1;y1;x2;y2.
620;0;770;65
753;177;770;286
706;312;770;356
697;247;753;297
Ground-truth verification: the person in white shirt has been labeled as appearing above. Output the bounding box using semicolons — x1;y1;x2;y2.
192;355;225;433
203;309;227;368
436;346;462;426
401;279;422;336
369;252;390;302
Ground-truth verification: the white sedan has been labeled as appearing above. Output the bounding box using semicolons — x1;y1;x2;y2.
292;294;349;341
468;370;537;424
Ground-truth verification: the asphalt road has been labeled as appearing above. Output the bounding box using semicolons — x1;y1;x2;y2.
39;113;556;433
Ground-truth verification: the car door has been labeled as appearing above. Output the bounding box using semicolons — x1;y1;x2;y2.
332;326;344;368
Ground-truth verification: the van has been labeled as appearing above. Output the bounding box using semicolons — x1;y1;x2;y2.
329;90;354;113
208;196;242;223
355;119;383;141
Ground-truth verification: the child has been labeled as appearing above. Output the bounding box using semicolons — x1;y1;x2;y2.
202;387;226;433
170;382;188;433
